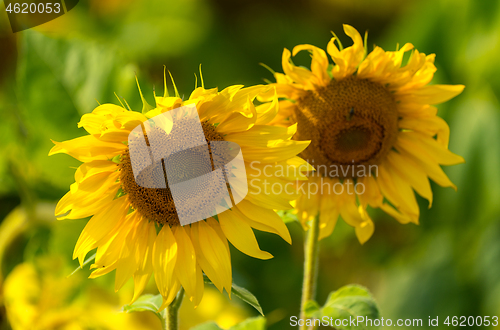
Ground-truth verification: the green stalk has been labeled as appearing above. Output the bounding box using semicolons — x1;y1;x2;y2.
299;215;320;330
162;288;185;330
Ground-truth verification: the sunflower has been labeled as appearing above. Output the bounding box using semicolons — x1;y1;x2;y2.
50;73;310;309
260;25;465;243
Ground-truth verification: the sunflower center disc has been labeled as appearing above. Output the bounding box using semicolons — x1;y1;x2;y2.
120;121;225;226
295;77;398;178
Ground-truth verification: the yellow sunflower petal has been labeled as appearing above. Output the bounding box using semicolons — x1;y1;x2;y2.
92;214;134;276
356;175;383;208
49;136;126;162
131;219;156;303
397;131;464;165
88;260;118;278
189;223;221;293
337;186;363;228
235;200;292;244
172;226;198;304
327;24;365;79
241;140;310;163
318;192;339;240
74;160;118;183
192;264;205;308
159;280;181;311
292;44;330;86
191;220;232;294
282;48;317;88
386;151;433;206
56;176;119;220
396;145;457;190
356;46;387;79
218;209;273;260
216;101;257;133
246;179;295;210
114;212;150;292
355;206;375;244
399;84;465;104
98;129;131;143
115;248;136;292
254;90;279;125
78;104;128;133
399;115;451;147
270;79;308;99
225;124;297;148
336;182;374;243
73;197;129;265
153;226;179;309
376;163;419;224
229;85;272;110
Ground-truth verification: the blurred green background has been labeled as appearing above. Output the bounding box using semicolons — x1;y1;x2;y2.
1;0;499;329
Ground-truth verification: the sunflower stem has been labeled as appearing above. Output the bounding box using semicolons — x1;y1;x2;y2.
164;288;184;330
300;214;320;330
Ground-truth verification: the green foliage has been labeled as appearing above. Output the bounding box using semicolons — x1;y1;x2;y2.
305;285;380;330
191;322;223;330
203;275;264;316
122;280;264;328
230;317;266;330
193;317;266;330
122;294;165;322
230;283;265;317
124;292;266;330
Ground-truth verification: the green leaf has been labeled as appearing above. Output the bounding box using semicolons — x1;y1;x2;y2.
230;317;266;330
231;283;264;316
122;294;164;321
326;285;373;301
191;322;223;330
309;285;381;330
203;275;264;316
303;300;321;319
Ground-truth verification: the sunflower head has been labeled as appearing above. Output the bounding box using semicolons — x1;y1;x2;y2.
297;76;399;178
50;72;310;309
262;25;465;243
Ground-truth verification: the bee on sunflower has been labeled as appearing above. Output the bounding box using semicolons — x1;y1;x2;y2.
50;71;311;309
260;25;465;243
